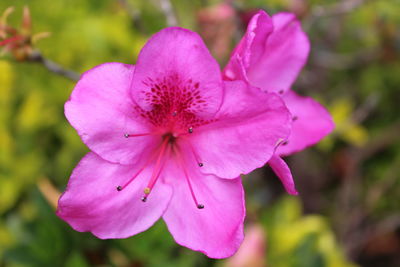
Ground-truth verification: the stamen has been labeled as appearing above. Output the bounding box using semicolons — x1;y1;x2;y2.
188;127;193;134
124;133;153;138
141;136;171;200
292;116;298;121
174;146;205;210
186;140;204;167
116;165;147;191
116;144;161;191
172;111;177;116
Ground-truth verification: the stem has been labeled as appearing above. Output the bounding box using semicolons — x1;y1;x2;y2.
27;50;80;81
159;0;178;27
311;0;365;18
118;0;145;32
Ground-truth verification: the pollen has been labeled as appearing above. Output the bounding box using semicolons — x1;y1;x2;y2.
144;187;151;194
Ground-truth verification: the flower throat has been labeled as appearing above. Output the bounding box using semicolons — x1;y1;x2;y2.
116;74;209;210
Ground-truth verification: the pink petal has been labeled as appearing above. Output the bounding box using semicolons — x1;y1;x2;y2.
131;27;224;118
277;90;334;156
187;80;291;178
247;12;310;94
162;159;245;259
225;11;310;94
65;63;160;165
57;152;172;239
268;154;298;195
223;10;273;81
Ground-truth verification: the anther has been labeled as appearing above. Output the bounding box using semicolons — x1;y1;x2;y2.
198;163;204;167
141;196;147;202
279;90;284;94
197;204;205;209
124;133;129;138
188;127;193;134
144;187;151;194
282;141;289;146
293;116;298;121
172;111;177;116
116;186;122;191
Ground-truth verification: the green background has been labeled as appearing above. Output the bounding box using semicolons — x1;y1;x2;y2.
1;0;399;266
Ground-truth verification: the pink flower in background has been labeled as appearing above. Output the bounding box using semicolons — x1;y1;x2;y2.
224;224;266;267
57;27;291;258
224;10;334;195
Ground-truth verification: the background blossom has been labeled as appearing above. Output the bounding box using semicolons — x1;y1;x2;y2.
224;10;334;195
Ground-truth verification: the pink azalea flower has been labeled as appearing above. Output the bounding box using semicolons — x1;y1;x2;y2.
223;11;334;195
57;27;292;258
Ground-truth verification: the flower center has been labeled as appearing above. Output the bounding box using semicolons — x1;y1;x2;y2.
118;74;210;209
135;73;213;136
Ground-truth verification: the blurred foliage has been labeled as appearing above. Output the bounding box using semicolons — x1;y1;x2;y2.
1;0;399;266
261;197;356;267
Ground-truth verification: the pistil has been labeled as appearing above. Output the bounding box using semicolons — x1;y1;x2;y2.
141;135;171;200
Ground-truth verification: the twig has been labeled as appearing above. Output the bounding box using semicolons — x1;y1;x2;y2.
118;0;145;32
366;155;400;211
312;49;379;70
311;0;365;18
359;121;400;160
27;50;80;81
305;0;366;29
345;213;400;258
335;121;400;258
351;93;380;125
159;0;178;27
37;177;61;209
